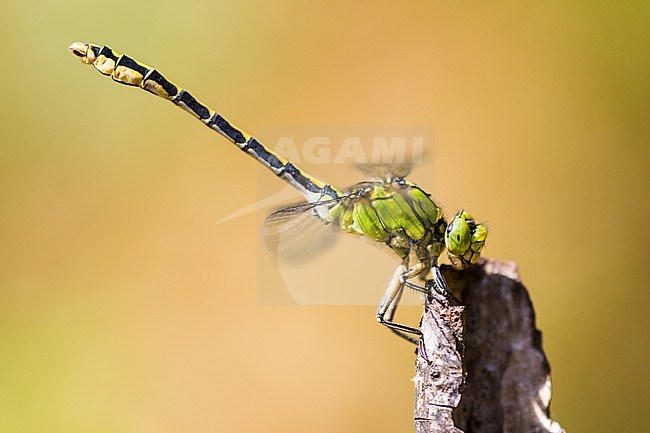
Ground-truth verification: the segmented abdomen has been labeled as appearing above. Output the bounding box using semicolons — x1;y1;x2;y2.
71;43;341;204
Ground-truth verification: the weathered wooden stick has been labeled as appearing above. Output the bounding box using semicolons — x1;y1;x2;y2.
414;258;565;433
414;278;466;433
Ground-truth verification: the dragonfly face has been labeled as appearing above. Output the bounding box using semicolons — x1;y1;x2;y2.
445;210;487;269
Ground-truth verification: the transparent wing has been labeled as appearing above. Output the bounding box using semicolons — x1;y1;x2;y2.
262;198;345;265
356;162;414;180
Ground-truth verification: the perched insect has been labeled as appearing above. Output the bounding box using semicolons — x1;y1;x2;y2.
69;42;487;343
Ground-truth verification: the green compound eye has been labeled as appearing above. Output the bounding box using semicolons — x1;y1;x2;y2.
445;210;487;269
445;216;471;255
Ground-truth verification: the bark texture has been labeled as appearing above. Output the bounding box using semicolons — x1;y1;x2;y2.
414;258;565;433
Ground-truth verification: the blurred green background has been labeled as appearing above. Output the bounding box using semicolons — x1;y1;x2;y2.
1;1;648;432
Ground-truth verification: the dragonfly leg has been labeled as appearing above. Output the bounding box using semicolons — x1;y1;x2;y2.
426;265;455;299
385;279;420;344
376;263;428;344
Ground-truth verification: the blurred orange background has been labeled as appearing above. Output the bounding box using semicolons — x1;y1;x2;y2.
1;1;648;432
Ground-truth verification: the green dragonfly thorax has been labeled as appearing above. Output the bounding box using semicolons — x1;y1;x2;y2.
326;179;446;266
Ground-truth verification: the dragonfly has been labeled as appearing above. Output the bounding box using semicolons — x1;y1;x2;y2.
69;42;487;343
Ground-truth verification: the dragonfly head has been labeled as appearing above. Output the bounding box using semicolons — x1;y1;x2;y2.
444;210;487;269
69;42;96;65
